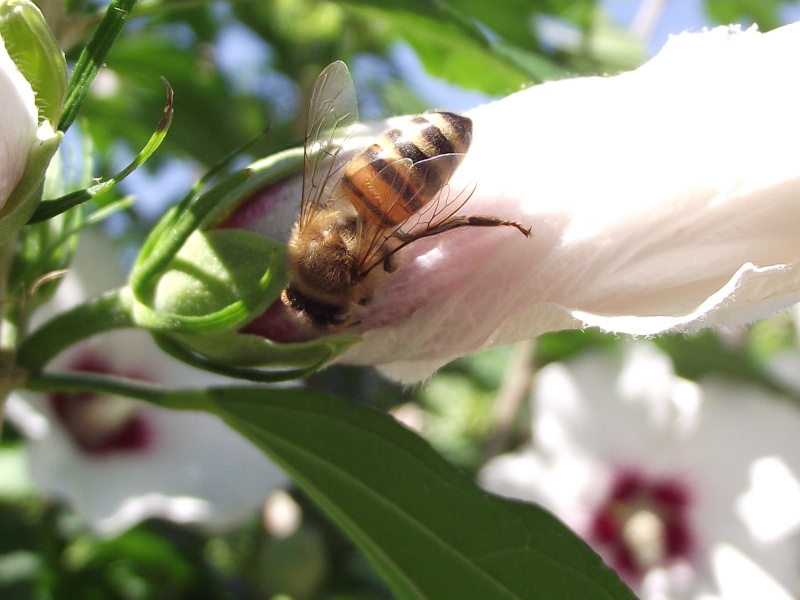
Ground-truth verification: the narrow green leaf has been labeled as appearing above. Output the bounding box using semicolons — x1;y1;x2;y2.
29;80;174;224
59;0;138;132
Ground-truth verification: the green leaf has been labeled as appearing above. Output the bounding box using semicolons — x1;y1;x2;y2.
28;79;174;223
59;0;138;132
654;330;798;399
20;374;638;599
204;387;636;600
704;0;782;32
343;1;564;92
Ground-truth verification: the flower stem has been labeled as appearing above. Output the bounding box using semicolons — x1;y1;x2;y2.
482;339;536;461
16;286;136;374
24;371;208;412
0;233;23;436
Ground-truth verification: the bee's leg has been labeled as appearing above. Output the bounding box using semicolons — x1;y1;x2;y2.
381;236;403;272
378;217;530;273
407;215;531;242
393;228;413;243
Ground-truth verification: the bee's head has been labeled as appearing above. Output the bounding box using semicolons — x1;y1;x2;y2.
286;210;357;296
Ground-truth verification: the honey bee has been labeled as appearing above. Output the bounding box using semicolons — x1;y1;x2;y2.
281;61;531;328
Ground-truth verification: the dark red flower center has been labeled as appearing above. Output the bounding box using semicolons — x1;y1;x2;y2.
48;353;151;455
590;468;693;580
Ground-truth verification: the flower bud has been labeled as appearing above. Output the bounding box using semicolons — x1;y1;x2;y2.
0;0;65;243
129;151;358;373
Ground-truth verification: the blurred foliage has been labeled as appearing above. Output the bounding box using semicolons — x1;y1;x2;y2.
6;0;800;598
705;0;786;31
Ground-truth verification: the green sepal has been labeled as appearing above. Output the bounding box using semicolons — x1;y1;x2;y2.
0;126;61;245
167;329;359;369
0;0;67;128
131;228;285;333
153;332;358;382
0;0;65;244
131;147;302;293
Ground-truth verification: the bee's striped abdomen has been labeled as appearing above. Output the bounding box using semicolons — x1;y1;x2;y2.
342;112;472;226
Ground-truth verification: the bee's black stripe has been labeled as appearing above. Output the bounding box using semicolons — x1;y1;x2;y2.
436;112;472;152
385;128;430;163
361;146;425;213
412;115;455;156
342;174;400;226
397;139;429;163
384;129;446;194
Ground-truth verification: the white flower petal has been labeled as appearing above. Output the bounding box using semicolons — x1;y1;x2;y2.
0;35;38;209
18;359;288;534
478;447;609;534
326;23;800;381
736;457;800;543
710;544;795;600
100;495;214;533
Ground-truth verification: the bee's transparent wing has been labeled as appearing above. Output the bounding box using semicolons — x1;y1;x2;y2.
301;61;359;229
355;153;473;277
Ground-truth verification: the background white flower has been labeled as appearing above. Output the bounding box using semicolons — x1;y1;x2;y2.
479;343;800;599
7;231;289;534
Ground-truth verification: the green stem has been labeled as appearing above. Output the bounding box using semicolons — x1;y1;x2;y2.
0;233;19;352
25;371;208;412
16;287;135;374
0;232;21;435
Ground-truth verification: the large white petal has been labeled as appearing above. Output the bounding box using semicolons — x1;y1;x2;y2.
329;24;800;381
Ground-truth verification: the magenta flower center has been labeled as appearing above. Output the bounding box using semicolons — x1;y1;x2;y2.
590;469;693;579
49;354;151;454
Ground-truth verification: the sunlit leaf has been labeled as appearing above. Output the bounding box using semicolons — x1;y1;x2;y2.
206;387;636;600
